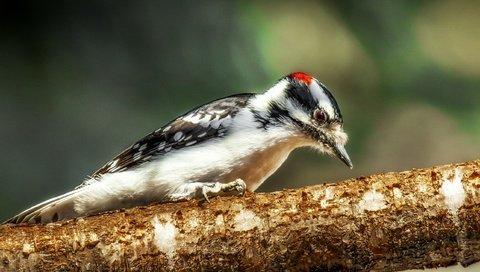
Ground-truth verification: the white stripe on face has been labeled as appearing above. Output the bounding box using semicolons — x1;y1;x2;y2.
308;80;335;119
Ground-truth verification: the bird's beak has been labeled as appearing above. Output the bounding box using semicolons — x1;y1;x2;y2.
333;144;353;169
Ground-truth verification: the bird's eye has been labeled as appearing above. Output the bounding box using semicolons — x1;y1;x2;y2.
314;109;327;123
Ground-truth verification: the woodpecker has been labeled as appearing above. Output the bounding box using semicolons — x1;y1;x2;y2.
5;72;352;224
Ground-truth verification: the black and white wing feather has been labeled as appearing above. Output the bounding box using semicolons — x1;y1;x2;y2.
91;94;253;178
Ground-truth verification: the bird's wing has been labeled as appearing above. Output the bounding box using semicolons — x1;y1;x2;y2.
90;93;253;178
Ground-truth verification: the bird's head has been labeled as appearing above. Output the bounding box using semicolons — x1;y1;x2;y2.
252;72;352;168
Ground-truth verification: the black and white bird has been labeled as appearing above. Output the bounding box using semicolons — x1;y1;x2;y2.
5;72;352;224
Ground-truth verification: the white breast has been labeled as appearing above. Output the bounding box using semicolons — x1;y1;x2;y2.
149;110;304;191
72;109;308;215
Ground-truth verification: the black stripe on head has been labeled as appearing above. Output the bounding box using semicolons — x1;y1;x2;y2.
252;101;291;129
285;79;317;111
268;102;290;123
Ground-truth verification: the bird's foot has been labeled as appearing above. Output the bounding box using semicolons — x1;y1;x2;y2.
201;179;246;202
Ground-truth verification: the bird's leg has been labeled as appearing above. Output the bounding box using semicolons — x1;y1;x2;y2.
168;179;246;202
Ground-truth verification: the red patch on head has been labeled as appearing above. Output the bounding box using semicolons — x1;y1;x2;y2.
288;72;313;85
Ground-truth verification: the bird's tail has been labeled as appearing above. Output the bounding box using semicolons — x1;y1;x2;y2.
3;188;87;224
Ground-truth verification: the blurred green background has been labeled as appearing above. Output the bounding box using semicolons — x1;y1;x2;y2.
1;0;479;222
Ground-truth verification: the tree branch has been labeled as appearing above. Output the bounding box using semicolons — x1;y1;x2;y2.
1;160;480;271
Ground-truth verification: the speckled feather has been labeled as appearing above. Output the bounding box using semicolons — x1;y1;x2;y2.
91;94;252;179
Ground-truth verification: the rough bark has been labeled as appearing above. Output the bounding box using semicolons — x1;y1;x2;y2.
1;160;480;271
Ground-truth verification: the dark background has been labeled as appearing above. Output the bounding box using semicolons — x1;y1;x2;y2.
1;0;479;221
